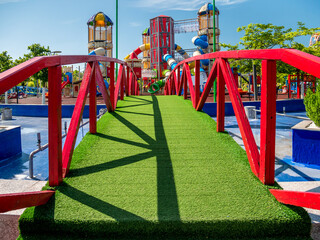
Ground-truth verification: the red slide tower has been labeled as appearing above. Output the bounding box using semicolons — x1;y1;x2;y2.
150;16;175;80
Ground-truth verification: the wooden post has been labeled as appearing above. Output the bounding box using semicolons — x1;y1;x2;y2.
89;63;97;134
259;60;277;185
216;63;225;132
110;62;115;109
48;66;63;186
195;60;200;107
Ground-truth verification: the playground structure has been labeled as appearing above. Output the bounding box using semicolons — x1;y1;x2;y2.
87;12;113;78
309;32;320;46
287;73;316;99
1;6;320;239
124;2;220;94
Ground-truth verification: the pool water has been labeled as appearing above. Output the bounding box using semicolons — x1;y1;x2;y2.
0;116;89;180
214;112;320;182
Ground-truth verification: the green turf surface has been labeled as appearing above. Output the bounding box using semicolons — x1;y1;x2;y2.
19;95;311;239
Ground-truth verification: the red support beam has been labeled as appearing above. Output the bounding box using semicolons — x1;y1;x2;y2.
259;60;277;185
270;189;320;210
126;67;129;96
95;62;113;112
177;65;181;95
185;63;195;106
220;59;260;177
114;64;124;108
109;62;115;109
120;67;125;100
288;74;291;99
183;67;187;100
216;62;225;132
129;71;133;95
297;72;301;99
89;62;97;134
0;191;55;213
194;60;200;108
196;60;218;111
48;66;63;187
62;63;94;178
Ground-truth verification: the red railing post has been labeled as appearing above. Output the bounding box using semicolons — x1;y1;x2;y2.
48;65;63;186
126;66;130;96
216;62;225;132
183;68;187;100
89;62;97;134
195;60;200;107
259;60;277;185
177;66;181;95
297;71;301;99
120;66;125;100
288;74;291;99
110;62;115;109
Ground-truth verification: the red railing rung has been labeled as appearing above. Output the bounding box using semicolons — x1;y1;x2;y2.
62;63;94;178
0;191;55;213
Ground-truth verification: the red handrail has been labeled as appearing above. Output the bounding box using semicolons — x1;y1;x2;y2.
0;55;134;212
165;48;320;210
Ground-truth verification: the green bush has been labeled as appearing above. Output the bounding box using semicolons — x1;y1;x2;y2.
304;87;320;127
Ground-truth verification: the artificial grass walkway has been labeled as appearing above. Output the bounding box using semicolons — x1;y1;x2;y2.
19;95;311;239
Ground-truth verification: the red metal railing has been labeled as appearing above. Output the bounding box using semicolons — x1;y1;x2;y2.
0;55;137;212
164;48;320;210
1;49;320;212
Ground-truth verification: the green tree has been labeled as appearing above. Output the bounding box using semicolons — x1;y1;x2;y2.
14;43;51;86
220;22;320;79
0;51;13;73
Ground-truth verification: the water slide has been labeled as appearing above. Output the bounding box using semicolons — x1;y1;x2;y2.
125;43;150;60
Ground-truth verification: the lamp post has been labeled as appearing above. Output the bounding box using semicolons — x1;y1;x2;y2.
213;0;217;102
115;0;119;80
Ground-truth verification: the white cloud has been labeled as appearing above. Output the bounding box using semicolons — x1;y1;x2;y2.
134;0;248;11
0;0;24;4
129;22;142;27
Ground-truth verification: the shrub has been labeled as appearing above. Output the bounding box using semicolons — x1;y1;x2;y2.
304;86;320;127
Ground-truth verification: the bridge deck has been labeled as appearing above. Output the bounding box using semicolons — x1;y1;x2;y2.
19;96;310;239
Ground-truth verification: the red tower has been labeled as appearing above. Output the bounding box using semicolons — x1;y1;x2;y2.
150;16;174;80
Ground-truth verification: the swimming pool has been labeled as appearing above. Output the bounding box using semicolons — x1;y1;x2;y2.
0;116;90;180
214;112;320;182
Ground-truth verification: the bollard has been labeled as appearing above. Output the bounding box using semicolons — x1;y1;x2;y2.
244;106;256;119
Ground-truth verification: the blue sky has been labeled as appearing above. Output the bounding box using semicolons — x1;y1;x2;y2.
0;0;319;70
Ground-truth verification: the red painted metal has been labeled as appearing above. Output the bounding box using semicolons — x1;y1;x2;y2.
177;66;181;95
297;72;301;99
219;58;260;177
183;67;187;100
0;191;55;213
194;60;200;107
114;64;124;108
185;63;195;106
62;63;94;178
61;79;70;90
270;189;320;210
126;66;129;96
89;63;97;134
120;67;125;100
109;62;115;109
288;74;292;98
216;62;225;132
196;60;218;111
48;66;63;187
259;60;277;185
95;62;113;112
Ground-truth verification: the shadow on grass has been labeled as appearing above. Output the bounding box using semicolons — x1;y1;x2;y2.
64;95;180;221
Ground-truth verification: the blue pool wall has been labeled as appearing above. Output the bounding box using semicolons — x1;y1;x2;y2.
0;104;106;118
0;99;304;118
0;126;22;161
202;99;305;117
292;128;320;166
